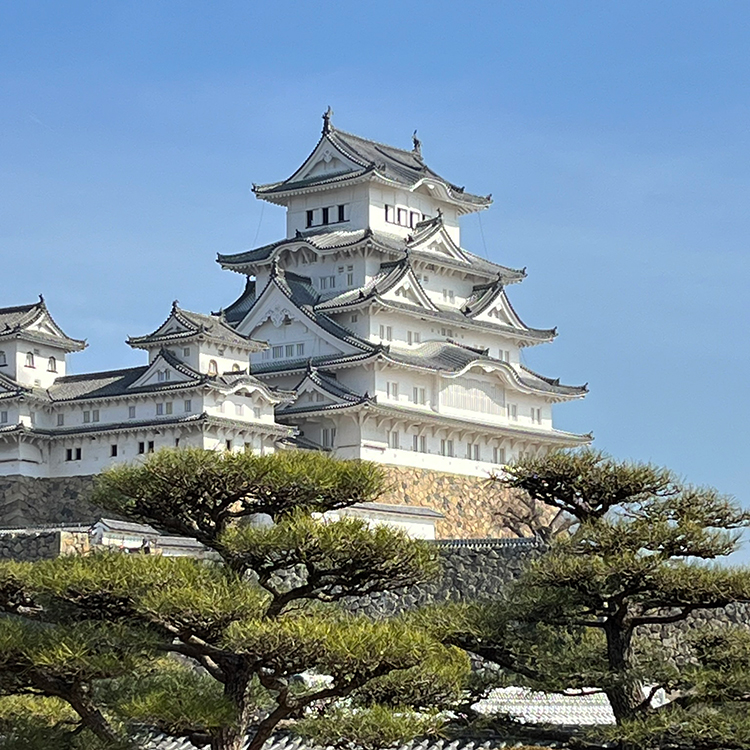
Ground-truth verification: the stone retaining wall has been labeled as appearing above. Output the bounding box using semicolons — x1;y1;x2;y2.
380;466;516;539
0;475;99;528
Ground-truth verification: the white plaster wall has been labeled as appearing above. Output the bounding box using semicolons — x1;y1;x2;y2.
10;340;69;390
285;184;369;238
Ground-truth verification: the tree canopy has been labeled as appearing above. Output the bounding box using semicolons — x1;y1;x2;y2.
0;449;467;750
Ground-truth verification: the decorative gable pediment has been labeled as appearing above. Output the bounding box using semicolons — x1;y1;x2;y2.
379;268;439;311
470;288;526;329
409;224;467;263
289;139;361;183
128;352;199;390
234;281;365;357
295;381;341;408
151;313;193;338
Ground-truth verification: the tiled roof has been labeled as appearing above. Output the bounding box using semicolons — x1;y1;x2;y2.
128;304;262;351
222;278;257;325
0;297;86;351
0;371;28;400
253;125;491;212
278;367;372;415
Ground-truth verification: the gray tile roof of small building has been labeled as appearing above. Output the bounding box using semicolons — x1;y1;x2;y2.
253;124;492;211
0;296;86;350
128;303;263;351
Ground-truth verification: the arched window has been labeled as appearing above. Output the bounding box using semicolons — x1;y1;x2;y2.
0;351;6;366
231;363;240;372
25;352;35;368
47;356;57;373
208;360;218;376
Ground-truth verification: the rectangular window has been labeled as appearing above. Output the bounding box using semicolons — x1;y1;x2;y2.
83;410;91;423
493;446;506;464
184;399;192;412
272;346;283;359
261;350;270;361
412;387;426;405
92;409;100;423
386;382;399;399
235;403;243;416
321;427;336;448
183;347;191;357
320;276;328;290
397;207;407;225
147;441;155;453
346;271;354;286
111;444;118;457
128;405;136;419
296;343;305;356
442;289;448;301
75;447;81;461
531;407;542;424
350;314;358;323
466;443;480;461
386;326;392;341
321;206;330;225
410;211;421;228
440;439;454;457
165;402;172;415
387;430;400;449
385;204;394;223
0;411;7;424
175;438;180;447
65;448;73;461
407;331;421;345
328;275;335;288
156;403;164;416
508;404;518;421
499;349;510;363
138;442;145;455
57;413;65;426
226;439;232;451
29;412;36;426
253;406;261;419
412;434;427;452
306;209;314;228
285;344;294;358
449;290;455;303
338;204;346;222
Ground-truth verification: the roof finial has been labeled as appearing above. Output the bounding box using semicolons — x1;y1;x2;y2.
38;293;45;305
412;130;422;157
322;106;334;135
172;299;179;310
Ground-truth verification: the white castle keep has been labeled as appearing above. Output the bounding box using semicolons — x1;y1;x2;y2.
0;112;589;501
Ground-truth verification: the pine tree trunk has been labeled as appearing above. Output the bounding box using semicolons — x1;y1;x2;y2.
65;688;125;746
603;620;644;724
211;669;253;750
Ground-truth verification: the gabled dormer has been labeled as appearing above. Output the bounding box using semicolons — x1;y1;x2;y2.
127;349;203;390
128;302;265;376
279;366;371;416
0;296;86;389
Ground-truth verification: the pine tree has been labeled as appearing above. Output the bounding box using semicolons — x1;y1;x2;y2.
0;449;468;750
442;450;750;748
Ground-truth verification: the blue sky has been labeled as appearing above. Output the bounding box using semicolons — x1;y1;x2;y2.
2;2;749;518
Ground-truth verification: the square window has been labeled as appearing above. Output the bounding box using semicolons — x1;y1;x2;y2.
57;413;65;426
128;406;136;419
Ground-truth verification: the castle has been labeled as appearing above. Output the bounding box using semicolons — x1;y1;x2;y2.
0;112;589;537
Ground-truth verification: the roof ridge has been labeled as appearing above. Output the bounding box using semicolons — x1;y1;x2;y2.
54;365;148;382
330;127;417;160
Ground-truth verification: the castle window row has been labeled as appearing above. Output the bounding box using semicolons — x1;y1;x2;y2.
306;204;348;228
262;343;305;361
384;205;423;229
388;430;511;465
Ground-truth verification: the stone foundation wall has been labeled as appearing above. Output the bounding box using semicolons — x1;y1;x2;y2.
0;475;100;528
0;531;61;561
380;466;517;539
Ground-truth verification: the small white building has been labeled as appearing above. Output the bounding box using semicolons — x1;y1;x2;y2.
0;298;294;478
217;112;590;476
